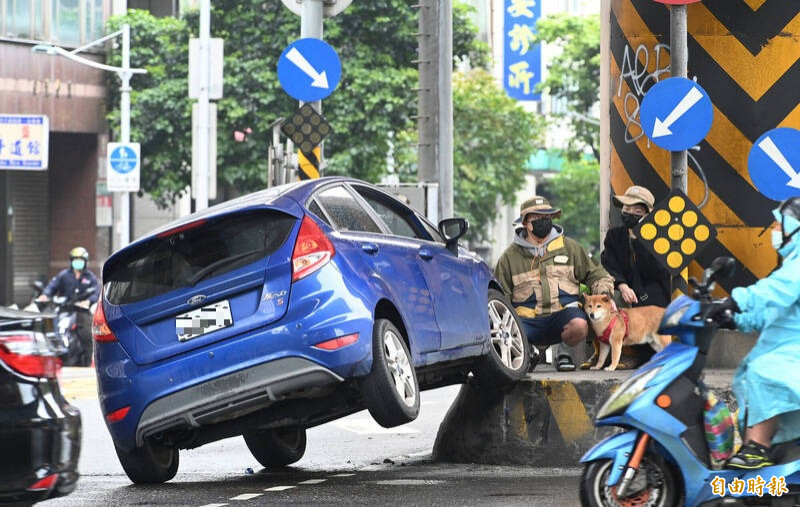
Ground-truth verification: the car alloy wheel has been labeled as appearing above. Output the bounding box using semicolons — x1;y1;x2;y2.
488;297;526;371
382;328;416;407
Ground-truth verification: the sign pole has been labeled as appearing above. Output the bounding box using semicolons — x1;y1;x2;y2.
119;23;132;247
670;4;689;296
301;0;324;176
195;0;211;211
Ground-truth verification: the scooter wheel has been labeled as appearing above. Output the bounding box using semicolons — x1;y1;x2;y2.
580;454;679;506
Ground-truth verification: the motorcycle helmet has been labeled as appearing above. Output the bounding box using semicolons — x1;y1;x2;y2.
69;246;89;271
772;197;800;254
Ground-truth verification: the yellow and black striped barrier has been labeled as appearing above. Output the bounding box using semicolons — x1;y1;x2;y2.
298;146;321;180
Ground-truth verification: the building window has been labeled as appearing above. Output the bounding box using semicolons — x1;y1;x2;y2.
2;0;104;45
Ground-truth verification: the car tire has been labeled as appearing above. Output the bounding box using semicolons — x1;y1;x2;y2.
473;289;530;385
114;439;179;484
243;426;307;468
360;318;420;428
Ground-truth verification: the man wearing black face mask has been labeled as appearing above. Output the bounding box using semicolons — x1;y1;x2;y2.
601;185;670;309
495;196;614;372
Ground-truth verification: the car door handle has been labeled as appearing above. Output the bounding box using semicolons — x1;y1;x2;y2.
418;249;433;261
361;243;379;255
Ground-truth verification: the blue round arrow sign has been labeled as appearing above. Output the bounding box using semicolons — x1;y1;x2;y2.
748;127;800;201
277;38;341;102
640;77;713;151
109;145;138;174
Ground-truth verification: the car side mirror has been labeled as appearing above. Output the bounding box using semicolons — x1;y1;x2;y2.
438;218;469;254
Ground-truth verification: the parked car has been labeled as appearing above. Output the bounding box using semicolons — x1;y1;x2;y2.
0;307;81;503
93;177;529;484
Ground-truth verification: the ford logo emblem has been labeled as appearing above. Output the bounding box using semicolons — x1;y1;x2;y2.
187;295;207;306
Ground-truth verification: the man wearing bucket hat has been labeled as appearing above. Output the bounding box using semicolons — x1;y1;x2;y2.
495;196;614;372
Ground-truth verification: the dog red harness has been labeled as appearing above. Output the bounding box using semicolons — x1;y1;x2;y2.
598;310;629;344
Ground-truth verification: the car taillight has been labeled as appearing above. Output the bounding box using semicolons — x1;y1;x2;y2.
105;405;130;423
292;215;335;282
0;331;61;378
313;333;359;351
92;296;117;343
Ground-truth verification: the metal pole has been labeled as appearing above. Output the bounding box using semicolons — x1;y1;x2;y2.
301;0;324;175
670;5;688;193
119;23;131;247
195;0;210;211
438;0;453;221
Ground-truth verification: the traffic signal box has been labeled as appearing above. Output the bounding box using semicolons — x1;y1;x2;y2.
634;189;717;276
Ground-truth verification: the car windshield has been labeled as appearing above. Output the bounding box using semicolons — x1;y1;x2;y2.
104;209;296;305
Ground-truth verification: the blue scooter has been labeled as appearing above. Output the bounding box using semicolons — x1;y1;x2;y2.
579;257;800;506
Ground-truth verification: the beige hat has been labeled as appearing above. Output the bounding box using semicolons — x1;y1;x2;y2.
613;185;655;211
516;196;562;224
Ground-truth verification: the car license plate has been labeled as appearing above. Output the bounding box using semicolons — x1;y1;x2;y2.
176;300;233;342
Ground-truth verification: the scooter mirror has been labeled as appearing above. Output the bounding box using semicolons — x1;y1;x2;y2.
706;257;736;285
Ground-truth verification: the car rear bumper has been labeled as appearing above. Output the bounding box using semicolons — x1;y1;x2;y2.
135;356;343;447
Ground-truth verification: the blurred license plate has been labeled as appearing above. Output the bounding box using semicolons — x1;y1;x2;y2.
176;300;233;341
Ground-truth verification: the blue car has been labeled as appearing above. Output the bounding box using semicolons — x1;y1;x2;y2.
92;177;529;483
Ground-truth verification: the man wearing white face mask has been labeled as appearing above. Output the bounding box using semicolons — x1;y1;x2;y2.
38;246;101;366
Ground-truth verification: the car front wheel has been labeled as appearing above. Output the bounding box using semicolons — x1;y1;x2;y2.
114;439;179;484
243;426;307;467
473;289;530;385
360;318;420;428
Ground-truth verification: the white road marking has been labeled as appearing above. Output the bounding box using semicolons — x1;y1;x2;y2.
297;479;327;485
198;504;228;507
230;493;262;501
264;485;296;492
328;473;356;477
332;418;420;435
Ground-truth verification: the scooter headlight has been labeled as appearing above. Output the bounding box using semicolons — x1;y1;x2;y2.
596;367;662;420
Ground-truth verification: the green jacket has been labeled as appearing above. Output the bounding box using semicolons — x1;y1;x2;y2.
494;227;614;319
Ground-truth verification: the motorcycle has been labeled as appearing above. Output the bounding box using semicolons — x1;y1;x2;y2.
47;286;96;367
579;257;800;506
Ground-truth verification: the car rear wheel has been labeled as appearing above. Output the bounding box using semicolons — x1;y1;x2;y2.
360;318;420;428
473;289;530;385
243;426;307;468
114;439;179;484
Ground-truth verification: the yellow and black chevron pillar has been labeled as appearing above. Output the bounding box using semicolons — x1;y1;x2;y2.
607;0;800;297
297;146;321;180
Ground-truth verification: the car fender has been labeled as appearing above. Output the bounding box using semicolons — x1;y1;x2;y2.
580;430;637;487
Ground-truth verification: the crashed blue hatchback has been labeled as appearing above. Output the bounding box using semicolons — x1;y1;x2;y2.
93;177;529;483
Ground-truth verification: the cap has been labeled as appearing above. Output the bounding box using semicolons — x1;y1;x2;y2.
515;196;562;224
613;185;655;211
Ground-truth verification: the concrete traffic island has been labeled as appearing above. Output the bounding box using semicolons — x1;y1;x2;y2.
432;330;752;467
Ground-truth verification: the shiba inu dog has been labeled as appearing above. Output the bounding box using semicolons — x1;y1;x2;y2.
582;294;672;371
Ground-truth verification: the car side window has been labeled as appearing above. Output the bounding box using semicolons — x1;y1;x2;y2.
420;218;445;243
307;199;332;227
315;186;383;233
353;187;424;239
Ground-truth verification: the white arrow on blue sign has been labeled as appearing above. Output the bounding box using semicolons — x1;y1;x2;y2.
640;77;713;151
278;38;341;102
107;142;140;192
748;127;800;201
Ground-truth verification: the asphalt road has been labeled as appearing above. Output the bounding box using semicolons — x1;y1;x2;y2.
42;368;583;506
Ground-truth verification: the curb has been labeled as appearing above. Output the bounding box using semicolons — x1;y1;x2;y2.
432;368;738;467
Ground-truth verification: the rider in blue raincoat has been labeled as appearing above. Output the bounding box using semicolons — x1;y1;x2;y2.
713;197;800;469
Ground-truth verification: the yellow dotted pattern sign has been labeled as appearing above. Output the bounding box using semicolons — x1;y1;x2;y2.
632;189;717;276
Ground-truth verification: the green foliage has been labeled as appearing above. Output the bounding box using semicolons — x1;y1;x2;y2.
535;13;600;161
396;69;544;244
105;2;488;207
541;158;601;255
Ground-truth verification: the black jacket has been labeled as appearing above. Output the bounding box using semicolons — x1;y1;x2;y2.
601;226;671;307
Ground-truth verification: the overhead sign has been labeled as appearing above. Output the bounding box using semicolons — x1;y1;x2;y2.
640;77;713;151
278;38;341;102
281;104;332;154
0;115;49;170
748;127;800;201
107;142;140;192
634;189;717;276
503;0;541;101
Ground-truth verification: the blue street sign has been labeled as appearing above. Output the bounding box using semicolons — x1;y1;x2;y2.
748;127;800;201
278;38;341;102
110;145;137;173
503;0;542;101
107;142;140;192
640;77;713;151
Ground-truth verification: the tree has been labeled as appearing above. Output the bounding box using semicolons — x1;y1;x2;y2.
105;2;487;207
534;13;600;161
396;69;545;243
540;158;601;255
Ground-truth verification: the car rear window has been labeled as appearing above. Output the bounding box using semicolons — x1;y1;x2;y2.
104;210;296;305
